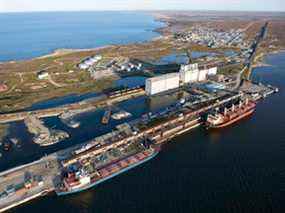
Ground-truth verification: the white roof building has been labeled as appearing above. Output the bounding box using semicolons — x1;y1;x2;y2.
145;73;180;96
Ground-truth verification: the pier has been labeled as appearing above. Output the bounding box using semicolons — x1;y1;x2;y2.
0;87;145;124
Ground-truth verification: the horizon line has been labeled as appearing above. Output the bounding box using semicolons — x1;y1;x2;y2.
1;9;285;14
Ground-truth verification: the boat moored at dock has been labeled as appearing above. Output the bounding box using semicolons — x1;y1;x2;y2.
56;145;160;196
206;99;256;129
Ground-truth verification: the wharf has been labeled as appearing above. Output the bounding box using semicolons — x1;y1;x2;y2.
0;83;278;212
0;87;145;124
0;155;60;212
24;115;69;146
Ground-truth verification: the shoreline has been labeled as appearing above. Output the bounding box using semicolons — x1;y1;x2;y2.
0;13;167;64
252;48;285;68
1;12;284;114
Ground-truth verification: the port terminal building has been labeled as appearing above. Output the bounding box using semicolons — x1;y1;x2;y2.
145;63;217;96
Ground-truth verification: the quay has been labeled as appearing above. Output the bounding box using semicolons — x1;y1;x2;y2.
0;81;278;212
24;115;69;146
0;87;145;124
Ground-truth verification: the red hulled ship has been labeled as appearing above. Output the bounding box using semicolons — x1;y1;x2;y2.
206;99;256;129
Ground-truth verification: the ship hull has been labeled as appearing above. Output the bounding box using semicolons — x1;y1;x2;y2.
207;108;255;129
56;149;159;196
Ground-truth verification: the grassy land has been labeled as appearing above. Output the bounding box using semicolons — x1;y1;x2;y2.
218;64;244;75
1;13;284;113
0;34;216;113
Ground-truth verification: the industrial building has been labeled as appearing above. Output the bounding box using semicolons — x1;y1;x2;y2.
145;73;180;96
179;63;199;83
198;69;208;81
180;63;218;84
146;63;218;96
78;55;102;70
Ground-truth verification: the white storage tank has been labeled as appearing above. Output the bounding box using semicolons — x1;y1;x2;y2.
85;59;94;66
93;55;102;61
145;73;180;96
79;63;89;70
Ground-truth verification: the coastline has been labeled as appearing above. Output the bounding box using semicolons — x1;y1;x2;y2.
1;12;284;114
252;48;285;68
0;12;172;113
0;13;167;64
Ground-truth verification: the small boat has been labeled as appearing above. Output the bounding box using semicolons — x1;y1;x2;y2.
62;119;80;129
111;111;132;120
101;109;111;124
69;120;80;128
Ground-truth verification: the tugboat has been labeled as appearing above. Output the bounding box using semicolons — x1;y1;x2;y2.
206;99;256;129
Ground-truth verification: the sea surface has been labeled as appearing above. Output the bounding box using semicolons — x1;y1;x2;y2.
0;11;164;62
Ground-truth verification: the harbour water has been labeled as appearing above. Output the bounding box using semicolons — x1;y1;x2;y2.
155;51;218;65
0;11;164;62
2;52;283;213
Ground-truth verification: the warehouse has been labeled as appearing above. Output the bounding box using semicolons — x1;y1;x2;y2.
145;73;180;96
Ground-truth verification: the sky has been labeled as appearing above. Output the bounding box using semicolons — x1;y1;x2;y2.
0;0;284;13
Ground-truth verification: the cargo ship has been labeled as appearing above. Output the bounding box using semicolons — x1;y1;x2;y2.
56;146;160;196
206;99;256;129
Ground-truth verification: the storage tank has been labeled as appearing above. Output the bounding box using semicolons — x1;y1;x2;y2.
85;59;94;66
78;63;89;70
145;73;180;96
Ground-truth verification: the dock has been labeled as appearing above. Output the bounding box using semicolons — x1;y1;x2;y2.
24;115;69;146
0;155;60;212
0;79;278;211
0;87;145;124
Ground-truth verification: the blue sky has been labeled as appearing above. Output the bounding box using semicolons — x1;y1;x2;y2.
0;0;284;12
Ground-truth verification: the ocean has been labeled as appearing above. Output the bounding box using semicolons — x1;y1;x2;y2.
0;11;164;62
0;11;285;213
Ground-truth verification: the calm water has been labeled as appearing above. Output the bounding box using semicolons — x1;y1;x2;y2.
4;52;284;213
156;51;217;65
0;12;164;62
